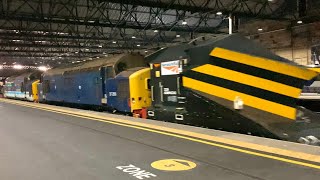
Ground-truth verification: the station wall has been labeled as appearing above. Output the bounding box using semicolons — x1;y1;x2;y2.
243;21;320;65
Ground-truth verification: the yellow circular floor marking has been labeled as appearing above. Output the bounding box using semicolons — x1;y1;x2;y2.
151;159;196;171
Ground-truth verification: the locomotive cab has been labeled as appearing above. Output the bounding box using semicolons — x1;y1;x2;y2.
106;67;151;117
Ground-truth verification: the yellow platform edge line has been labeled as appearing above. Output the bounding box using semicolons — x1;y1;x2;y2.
1;98;320;170
210;48;318;80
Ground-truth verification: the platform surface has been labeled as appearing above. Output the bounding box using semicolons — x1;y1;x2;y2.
0;99;319;180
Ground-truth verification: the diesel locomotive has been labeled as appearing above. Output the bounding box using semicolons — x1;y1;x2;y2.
3;71;41;101
3;34;320;145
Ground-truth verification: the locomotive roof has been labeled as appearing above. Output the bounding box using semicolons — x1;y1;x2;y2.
44;53;144;76
6;71;41;82
116;67;147;78
186;34;295;65
145;35;227;63
146;34;299;67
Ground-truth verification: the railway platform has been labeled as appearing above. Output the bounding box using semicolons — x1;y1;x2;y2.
0;98;319;180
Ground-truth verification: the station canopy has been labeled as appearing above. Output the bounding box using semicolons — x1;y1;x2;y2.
0;0;319;77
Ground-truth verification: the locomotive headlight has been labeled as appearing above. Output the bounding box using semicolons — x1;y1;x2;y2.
234;96;244;110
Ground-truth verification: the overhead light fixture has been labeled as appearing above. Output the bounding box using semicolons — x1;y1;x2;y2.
297;20;303;24
137;44;141;47
258;28;263;31
176;34;181;38
59;56;62;59
75;51;79;54
13;64;23;69
35;63;38;65
182;20;187;25
98;45;103;48
12;40;21;42
154;30;159;33
35;40;47;43
132;36;136;39
145;50;148;53
112;41;117;44
216;12;223;15
38;66;49;71
85;48;89;51
76;61;81;63
96;57;100;59
268;0;273;1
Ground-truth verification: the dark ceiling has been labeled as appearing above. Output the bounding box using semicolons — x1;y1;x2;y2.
0;0;317;77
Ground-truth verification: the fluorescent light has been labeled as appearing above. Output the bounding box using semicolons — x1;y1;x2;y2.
145;50;148;53
216;12;222;15
137;44;141;47
13;65;23;69
112;41;117;44
38;66;48;71
35;40;47;43
75;51;79;54
182;20;187;25
154;30;159;33
176;34;181;38
258;28;263;31
85;48;89;51
297;20;303;24
98;45;102;48
132;36;136;39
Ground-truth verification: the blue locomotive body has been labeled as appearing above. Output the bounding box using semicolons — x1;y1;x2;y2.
43;71;103;106
39;54;149;113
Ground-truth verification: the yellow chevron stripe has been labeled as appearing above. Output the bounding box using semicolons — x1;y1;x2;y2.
308;67;320;73
210;48;318;80
183;77;296;120
192;64;301;98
